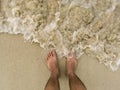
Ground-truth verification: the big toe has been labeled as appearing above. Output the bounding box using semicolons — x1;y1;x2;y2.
47;51;52;60
67;51;76;59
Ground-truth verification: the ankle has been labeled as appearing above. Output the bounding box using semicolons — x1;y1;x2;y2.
67;72;75;77
51;71;59;79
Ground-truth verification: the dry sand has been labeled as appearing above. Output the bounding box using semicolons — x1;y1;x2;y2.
0;33;120;90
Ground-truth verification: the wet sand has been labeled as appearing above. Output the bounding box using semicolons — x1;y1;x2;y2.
0;33;120;90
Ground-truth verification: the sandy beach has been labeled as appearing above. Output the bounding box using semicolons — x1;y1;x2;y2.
0;33;120;90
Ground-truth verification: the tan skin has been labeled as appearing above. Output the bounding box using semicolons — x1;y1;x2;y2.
45;50;87;90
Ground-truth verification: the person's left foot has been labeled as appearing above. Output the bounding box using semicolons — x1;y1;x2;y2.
66;52;78;76
46;50;59;77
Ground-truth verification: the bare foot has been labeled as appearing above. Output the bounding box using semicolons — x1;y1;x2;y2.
66;52;78;76
46;50;59;77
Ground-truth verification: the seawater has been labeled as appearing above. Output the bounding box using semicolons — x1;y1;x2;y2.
0;0;120;71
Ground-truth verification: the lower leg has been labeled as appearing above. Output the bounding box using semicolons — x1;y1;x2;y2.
68;73;86;90
45;50;60;90
67;52;87;90
45;73;60;90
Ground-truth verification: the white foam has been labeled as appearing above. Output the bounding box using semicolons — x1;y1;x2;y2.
0;0;120;71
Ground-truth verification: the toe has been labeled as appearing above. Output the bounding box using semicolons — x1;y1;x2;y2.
52;50;56;56
48;52;50;57
48;52;51;57
67;52;73;58
67;51;76;58
68;52;72;56
47;53;50;60
47;51;52;60
50;51;53;56
51;51;54;56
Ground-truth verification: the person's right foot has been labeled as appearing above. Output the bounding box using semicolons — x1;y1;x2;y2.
66;52;78;76
46;50;59;78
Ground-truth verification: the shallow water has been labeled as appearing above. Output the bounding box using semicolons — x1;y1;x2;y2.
0;0;120;71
